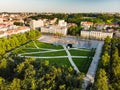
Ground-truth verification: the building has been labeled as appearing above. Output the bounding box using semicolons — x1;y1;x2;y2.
0;18;3;23
50;18;57;25
95;24;119;30
81;30;113;40
81;21;93;30
0;31;6;38
30;19;44;30
115;31;120;38
41;25;67;36
58;20;67;27
0;26;30;38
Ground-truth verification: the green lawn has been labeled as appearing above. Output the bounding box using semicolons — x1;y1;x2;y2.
22;50;67;56
73;58;92;73
36;58;71;67
69;49;90;56
35;40;63;49
17;48;48;54
12;40;63;54
25;41;37;48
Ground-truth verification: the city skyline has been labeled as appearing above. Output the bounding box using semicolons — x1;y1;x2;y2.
0;0;120;13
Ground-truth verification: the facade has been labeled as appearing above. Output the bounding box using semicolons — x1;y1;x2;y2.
58;20;67;27
81;30;113;40
30;19;44;30
95;24;119;30
81;21;93;30
0;26;30;38
41;25;67;36
115;31;120;38
41;20;68;36
0;18;3;23
50;18;57;25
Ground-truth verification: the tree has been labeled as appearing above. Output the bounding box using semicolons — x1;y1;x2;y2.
0;77;8;90
14;22;23;26
101;52;110;68
68;26;82;36
104;36;111;45
94;69;109;90
10;78;21;90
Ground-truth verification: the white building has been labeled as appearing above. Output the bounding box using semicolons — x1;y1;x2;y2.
30;19;44;30
0;27;8;32
115;31;120;38
81;30;113;40
58;20;67;27
41;25;67;36
0;26;30;38
0;18;3;23
81;21;93;30
0;31;6;38
50;18;57;25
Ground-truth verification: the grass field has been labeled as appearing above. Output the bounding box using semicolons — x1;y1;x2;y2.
23;50;67;56
12;40;94;73
69;49;91;56
73;58;92;73
12;40;63;54
33;40;63;49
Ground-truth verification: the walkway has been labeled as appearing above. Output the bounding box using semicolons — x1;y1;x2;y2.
33;40;39;49
19;55;87;59
19;56;68;59
83;42;104;89
63;45;80;73
19;49;65;55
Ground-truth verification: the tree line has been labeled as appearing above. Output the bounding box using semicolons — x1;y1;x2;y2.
94;36;120;90
27;13;120;26
0;57;84;90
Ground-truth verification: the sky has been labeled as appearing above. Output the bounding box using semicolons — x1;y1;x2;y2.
0;0;120;13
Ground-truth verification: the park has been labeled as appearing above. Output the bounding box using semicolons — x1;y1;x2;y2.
12;37;95;74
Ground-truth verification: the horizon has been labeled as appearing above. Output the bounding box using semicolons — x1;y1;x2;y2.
0;0;120;13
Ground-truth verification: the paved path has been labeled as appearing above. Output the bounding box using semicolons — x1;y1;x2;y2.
19;49;65;55
19;55;87;59
19;55;68;59
83;42;104;89
33;40;39;49
63;45;80;73
69;48;90;51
